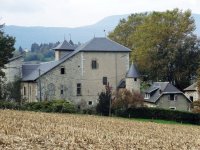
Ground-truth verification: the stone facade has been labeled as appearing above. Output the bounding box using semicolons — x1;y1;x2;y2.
184;91;199;102
21;51;129;108
55;50;72;61
126;78;140;93
3;56;23;83
21;82;37;102
156;94;191;111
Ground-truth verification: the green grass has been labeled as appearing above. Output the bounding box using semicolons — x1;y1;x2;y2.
131;118;194;125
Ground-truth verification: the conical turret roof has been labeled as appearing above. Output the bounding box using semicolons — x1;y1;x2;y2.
126;63;140;78
53;40;74;51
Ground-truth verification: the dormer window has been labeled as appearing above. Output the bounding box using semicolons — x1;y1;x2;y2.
60;67;65;74
168;94;177;101
144;93;150;99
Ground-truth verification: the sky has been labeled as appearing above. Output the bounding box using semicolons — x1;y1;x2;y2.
0;0;200;27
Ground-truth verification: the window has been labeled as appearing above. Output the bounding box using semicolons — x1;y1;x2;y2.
103;77;107;85
169;107;176;110
60;85;64;95
144;93;150;99
60;67;65;74
190;96;193;102
24;87;26;96
61;89;64;95
169;94;175;100
88;101;93;105
134;78;137;81
77;83;81;96
91;60;98;69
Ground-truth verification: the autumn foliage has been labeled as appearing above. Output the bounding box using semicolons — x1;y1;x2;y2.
112;89;144;110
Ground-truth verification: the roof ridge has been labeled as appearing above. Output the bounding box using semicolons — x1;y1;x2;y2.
106;37;131;51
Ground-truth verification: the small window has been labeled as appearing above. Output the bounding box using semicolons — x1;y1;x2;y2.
77;83;81;96
91;60;97;69
190;96;193;102
103;77;107;85
144;93;150;99
88;101;93;105
61;89;64;95
159;90;162;94
134;78;137;81
60;67;65;74
169;107;176;110
24;86;26;96
169;94;175;100
60;85;64;95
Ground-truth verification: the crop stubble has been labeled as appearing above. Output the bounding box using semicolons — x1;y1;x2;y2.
0;110;200;150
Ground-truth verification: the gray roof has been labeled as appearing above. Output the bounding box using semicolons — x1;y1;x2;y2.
144;82;184;103
22;37;130;81
9;55;23;62
126;63;140;78
184;82;197;91
53;40;75;51
76;37;131;52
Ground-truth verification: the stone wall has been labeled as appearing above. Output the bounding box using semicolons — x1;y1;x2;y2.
156;94;191;111
184;91;199;102
21;82;37;102
32;51;129;108
3;57;23;83
126;78;140;92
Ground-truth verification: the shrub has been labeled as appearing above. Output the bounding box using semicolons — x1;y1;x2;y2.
96;90;111;116
115;107;200;125
112;89;144;110
0;101;20;109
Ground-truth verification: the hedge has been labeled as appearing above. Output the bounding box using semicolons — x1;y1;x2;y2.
0;100;76;113
115;107;200;125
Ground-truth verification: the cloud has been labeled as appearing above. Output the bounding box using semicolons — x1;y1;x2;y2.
1;0;200;27
0;0;45;13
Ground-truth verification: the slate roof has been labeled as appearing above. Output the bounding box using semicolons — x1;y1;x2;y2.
9;55;23;62
184;82;197;91
117;79;126;88
53;40;75;51
76;37;131;52
144;82;184;103
22;37;130;81
126;63;140;78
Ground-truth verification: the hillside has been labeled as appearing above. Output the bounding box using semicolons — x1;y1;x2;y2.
4;13;200;49
0;110;199;149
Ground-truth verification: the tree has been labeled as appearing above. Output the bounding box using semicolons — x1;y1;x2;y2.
0;24;15;79
112;89;144;110
109;9;200;90
96;85;112;116
4;77;21;103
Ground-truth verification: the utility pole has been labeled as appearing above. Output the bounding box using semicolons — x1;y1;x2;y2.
115;53;118;88
38;69;42;102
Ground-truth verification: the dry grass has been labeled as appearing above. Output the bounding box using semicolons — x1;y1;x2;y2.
0;110;200;150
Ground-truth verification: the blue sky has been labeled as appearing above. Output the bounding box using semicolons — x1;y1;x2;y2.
0;0;199;27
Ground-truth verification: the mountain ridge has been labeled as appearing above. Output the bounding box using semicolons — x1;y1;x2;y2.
4;13;200;49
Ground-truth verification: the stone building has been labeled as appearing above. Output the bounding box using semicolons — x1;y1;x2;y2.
125;63;140;92
3;55;23;83
184;82;199;102
21;37;131;107
143;82;191;111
